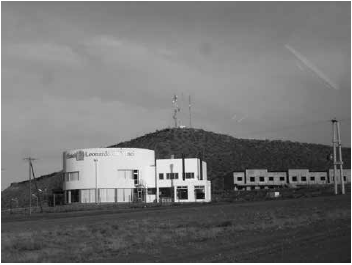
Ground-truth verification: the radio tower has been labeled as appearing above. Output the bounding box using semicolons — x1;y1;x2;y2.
189;95;192;128
172;94;180;128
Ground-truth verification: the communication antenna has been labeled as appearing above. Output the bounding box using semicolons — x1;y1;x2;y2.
189;95;192;128
172;94;180;128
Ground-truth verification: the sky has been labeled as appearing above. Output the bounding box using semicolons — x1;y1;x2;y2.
1;2;351;190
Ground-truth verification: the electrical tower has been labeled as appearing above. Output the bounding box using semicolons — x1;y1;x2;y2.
331;119;345;195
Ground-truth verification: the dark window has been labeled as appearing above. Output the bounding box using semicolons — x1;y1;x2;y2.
133;170;139;185
147;188;156;195
269;177;274;181
250;177;255;182
166;173;178;179
292;176;297;182
159;173;164;180
70;190;80;203
310;176;315;181
280;177;285;181
159;188;173;198
185;173;194;179
344;176;347;181
194;186;205;200
259;177;265;182
177;186;188;200
301;176;307;182
237;177;243;181
320;176;326;181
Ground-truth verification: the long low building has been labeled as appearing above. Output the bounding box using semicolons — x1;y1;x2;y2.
63;148;211;204
231;168;351;190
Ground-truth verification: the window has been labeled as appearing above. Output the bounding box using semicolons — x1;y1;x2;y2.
301;176;307;182
65;172;79;182
259;177;265;182
194;186;205;200
166;173;179;179
118;170;133;180
159;173;164;180
344;176;347;181
320;176;326;181
280;177;285;181
250;177;255;182
133;170;139;185
292;176;297;182
177;186;188;200
185;173;195;179
310;176;315;181
147;188;156;195
70;189;80;203
268;177;274;181
237;177;243;181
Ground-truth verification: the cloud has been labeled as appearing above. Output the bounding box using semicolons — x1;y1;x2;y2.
3;42;82;68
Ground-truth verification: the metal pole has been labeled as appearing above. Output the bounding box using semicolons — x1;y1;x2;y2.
94;159;98;204
336;121;345;194
29;160;32;215
332;120;338;195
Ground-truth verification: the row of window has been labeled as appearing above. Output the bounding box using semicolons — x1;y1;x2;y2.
159;172;195;180
237;176;286;182
176;186;205;200
238;175;332;182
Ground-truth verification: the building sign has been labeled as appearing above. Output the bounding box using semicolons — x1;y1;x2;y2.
66;150;135;160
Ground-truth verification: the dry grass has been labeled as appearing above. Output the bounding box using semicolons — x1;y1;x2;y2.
2;198;350;262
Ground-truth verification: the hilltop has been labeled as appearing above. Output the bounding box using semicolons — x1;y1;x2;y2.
2;127;350;208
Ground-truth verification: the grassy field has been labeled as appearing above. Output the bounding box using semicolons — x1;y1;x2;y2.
2;195;351;262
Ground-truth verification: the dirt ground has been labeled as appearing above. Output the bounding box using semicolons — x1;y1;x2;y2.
2;195;351;262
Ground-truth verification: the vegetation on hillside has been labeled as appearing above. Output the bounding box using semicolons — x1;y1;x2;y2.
1;171;63;209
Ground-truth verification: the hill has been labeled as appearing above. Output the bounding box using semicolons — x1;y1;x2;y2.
109;128;350;188
2;128;350;208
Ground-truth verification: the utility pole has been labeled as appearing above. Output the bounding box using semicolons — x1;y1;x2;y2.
23;157;37;215
331;119;345;195
94;159;98;204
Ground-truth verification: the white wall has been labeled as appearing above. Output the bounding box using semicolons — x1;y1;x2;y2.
63;148;155;190
245;169;268;185
233;172;245;185
288;169;309;185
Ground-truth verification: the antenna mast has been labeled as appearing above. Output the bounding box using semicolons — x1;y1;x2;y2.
189;95;192;128
172;94;180;128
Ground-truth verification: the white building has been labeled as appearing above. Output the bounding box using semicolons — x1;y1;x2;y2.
156;158;211;203
63;148;211;204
